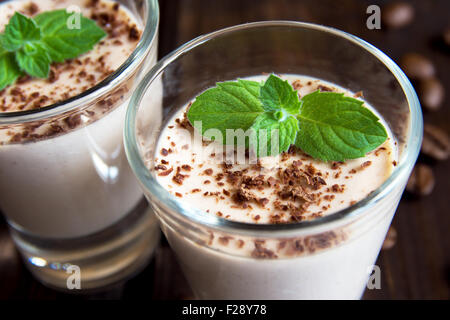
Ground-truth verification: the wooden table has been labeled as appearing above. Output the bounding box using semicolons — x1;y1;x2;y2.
0;0;449;300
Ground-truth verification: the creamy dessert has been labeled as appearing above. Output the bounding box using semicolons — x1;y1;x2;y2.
0;0;159;289
149;75;400;299
0;0;153;237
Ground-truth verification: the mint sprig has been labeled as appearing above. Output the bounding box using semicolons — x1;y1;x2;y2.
187;74;388;162
0;10;106;91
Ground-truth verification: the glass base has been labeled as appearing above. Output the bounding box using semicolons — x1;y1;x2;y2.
8;198;160;292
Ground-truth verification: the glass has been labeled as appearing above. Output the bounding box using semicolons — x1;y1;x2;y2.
125;21;422;299
0;0;160;290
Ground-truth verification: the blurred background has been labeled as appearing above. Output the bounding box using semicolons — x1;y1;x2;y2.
0;0;449;299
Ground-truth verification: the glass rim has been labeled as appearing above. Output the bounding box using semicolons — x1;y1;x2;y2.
0;0;160;125
124;21;423;237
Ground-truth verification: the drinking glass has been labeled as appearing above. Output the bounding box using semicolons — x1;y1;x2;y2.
0;0;160;290
125;21;422;299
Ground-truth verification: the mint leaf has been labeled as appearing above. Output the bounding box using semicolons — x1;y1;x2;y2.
295;91;388;161
34;10;107;62
260;74;301;114
187;79;264;144
249;113;299;157
0;47;22;91
2;12;41;51
16;42;51;78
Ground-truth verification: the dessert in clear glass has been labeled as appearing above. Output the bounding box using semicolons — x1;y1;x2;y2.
124;22;422;299
0;0;160;290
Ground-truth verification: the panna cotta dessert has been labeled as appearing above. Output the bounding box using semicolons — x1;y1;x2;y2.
125;21;421;301
147;74;401;299
0;0;160;289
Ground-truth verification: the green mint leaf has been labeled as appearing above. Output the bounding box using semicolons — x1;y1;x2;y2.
260;74;302;114
249;113;299;157
187;79;264;144
34;10;107;62
295;91;388;161
187;75;389;161
16;42;51;78
2;12;41;51
0;46;22;91
0;10;106;89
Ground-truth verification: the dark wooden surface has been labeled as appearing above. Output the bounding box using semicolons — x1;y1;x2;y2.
0;0;449;300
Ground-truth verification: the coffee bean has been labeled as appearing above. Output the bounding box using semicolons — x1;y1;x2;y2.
418;78;445;111
382;226;397;250
406;164;435;196
400;53;435;80
382;2;414;29
422;124;450;160
443;28;450;47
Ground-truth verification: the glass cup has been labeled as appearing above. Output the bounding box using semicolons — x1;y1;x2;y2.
124;21;422;299
0;0;160;290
